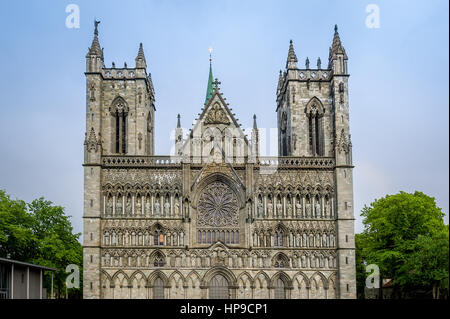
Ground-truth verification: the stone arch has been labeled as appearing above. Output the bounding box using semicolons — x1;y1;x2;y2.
111;270;130;299
305;96;325;116
201;266;237;287
237;271;253;299
272;252;290;268
270;271;292;289
192;173;245;209
186;270;202;299
100;270;113;299
148;270;169;288
310;272;328;299
292;272;310;299
327;273;337;299
253;271;270;299
130;270;148;299
169;270;186;299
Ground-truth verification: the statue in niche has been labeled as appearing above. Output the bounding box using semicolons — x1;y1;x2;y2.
322;233;327;247
295;201;302;218
257;199;263;218
267;201;273;218
325;200;331;218
276;199;282;218
305;202;311;218
174;200;180;217
145;197;151;215
154;199;161;216
106;198;113;216
116;197;123;216
136;196;142;215
301;255;306;268
125;197;132;215
164;198;171;217
286;200;293;218
315;201;321;218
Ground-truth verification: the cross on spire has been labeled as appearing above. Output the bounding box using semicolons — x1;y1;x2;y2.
213;78;221;90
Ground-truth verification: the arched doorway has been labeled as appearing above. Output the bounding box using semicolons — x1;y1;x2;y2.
153;277;165;299
274;278;286;299
209;274;229;299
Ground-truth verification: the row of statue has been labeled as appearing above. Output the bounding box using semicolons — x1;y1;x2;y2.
254;195;334;219
101;251;337;269
104;230;185;247
105;196;182;218
252;231;335;248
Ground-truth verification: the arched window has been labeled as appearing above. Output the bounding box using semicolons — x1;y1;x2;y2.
153;252;165;267
111;97;128;154
274;254;287;268
209;274;229;299
274;278;286;299
274;228;284;247
154;226;164;246
280;111;288;156
153;277;164;299
306;97;325;156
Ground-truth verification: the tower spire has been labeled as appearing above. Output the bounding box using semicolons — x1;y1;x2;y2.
87;20;102;57
135;42;147;68
205;47;214;104
286;39;298;69
329;24;347;60
177;113;181;128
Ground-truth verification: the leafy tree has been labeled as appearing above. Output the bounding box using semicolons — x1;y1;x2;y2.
0;190;82;298
359;191;448;298
27;197;83;298
399;232;449;299
0;190;35;260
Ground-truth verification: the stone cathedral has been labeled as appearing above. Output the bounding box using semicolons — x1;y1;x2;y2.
83;21;356;299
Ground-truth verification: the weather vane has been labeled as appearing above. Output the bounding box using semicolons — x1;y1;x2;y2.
209;47;213;63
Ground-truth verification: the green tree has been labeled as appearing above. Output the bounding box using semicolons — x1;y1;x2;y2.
28;197;83;298
0;190;82;298
359;191;448;298
0;190;35;260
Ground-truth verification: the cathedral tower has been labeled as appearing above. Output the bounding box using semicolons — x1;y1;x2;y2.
276;26;356;298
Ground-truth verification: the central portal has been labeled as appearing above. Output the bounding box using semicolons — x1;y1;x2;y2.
209;274;229;299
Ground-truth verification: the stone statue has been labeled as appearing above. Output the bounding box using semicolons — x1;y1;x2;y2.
305;202;311;218
286;201;293;218
136;196;142;215
164;198;170;217
267;201;273;217
276;200;282;218
174;200;180;217
106;199;113;216
125;197;132;215
116;198;123;216
315;202;321;218
145;198;151;215
257;200;263;218
295;202;302;218
154;200;161;216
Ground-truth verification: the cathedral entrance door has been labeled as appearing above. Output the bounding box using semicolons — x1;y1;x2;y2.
209;274;229;299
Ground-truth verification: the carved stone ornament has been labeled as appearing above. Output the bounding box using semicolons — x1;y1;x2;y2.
204;103;230;125
197;181;238;227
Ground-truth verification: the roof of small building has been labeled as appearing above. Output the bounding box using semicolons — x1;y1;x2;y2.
0;257;57;271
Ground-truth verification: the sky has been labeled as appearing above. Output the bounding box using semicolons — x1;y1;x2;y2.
0;0;448;238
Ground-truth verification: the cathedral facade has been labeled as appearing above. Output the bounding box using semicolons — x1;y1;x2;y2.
83;22;356;299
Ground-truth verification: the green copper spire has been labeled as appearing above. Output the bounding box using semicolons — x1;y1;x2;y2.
205;48;214;104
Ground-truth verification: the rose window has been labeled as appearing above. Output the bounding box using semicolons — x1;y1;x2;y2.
197;182;239;227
